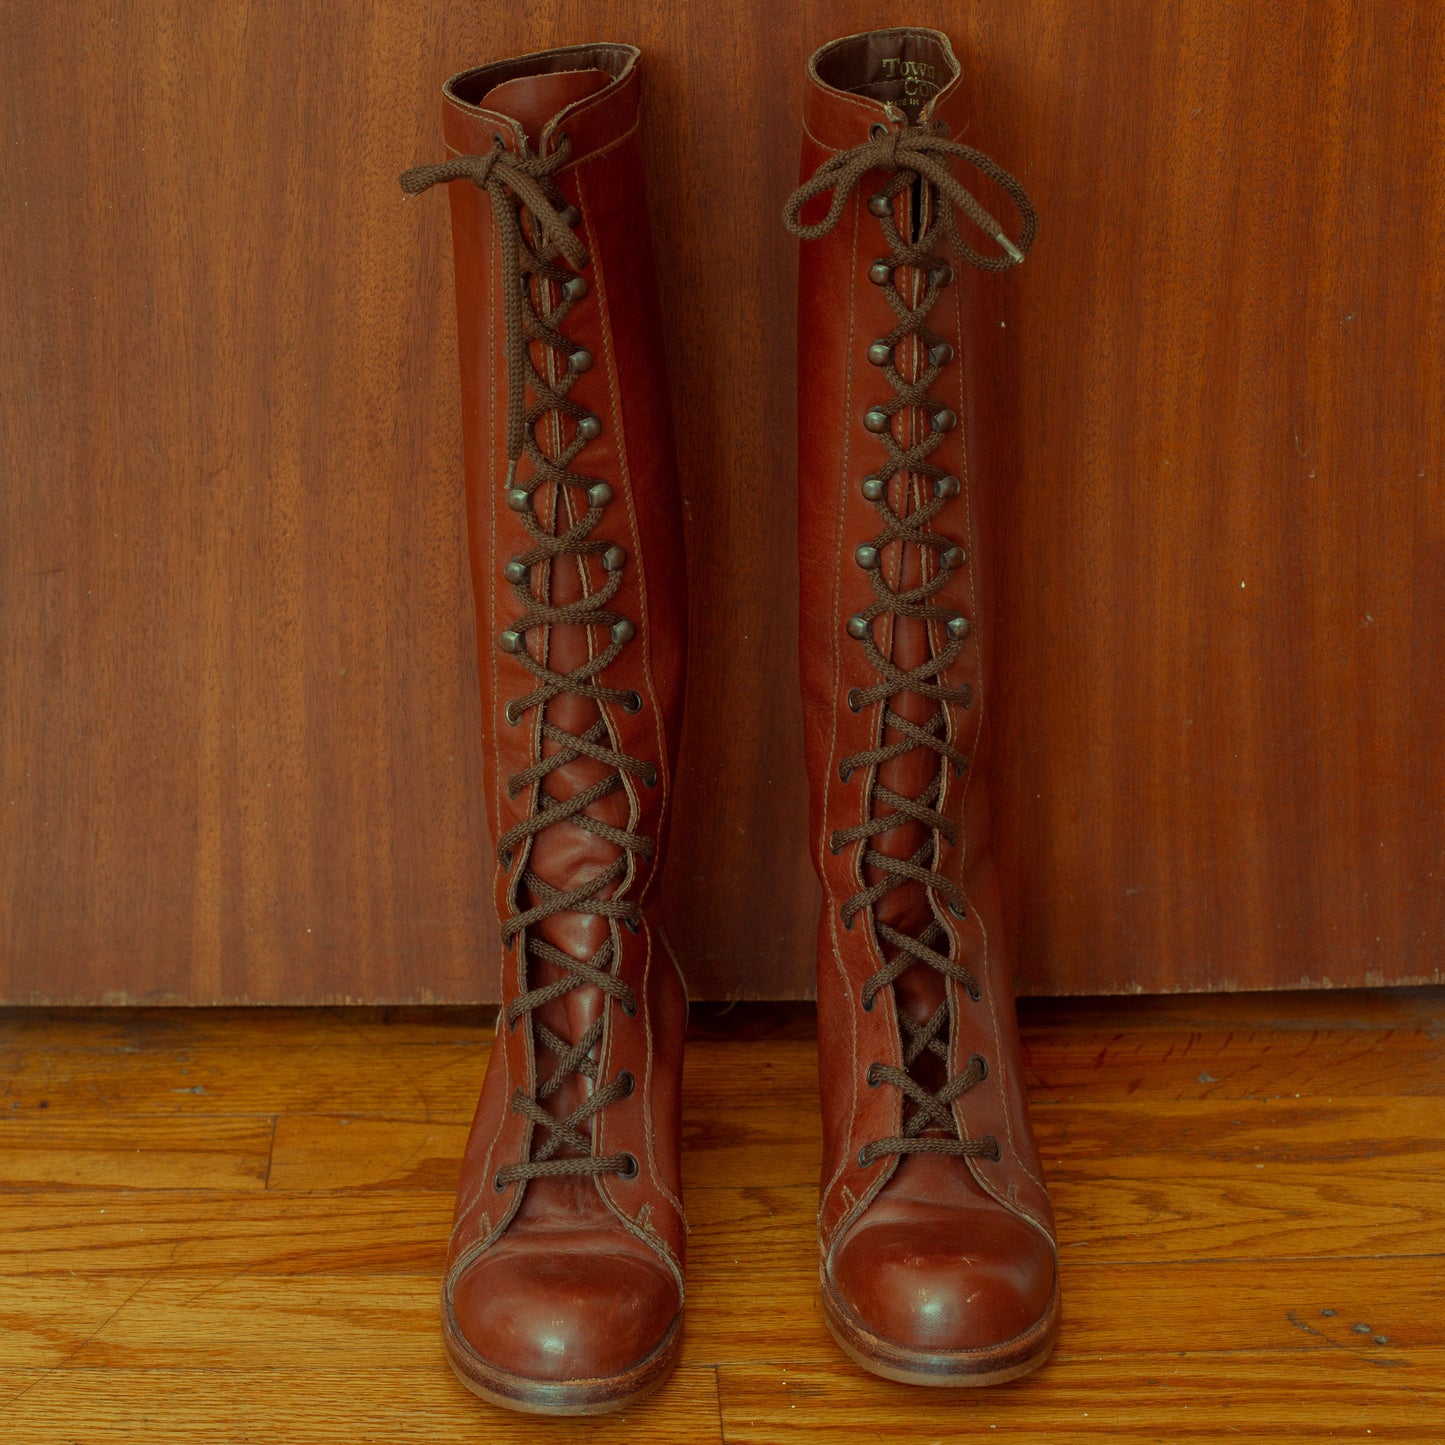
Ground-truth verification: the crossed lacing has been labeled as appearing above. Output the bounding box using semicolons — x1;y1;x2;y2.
783;119;1036;1167
402;136;647;1185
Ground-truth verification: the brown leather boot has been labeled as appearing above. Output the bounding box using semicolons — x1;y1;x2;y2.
783;28;1060;1386
400;44;688;1416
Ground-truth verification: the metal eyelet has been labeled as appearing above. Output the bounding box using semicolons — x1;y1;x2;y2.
620;993;639;1018
618;1069;635;1097
498;847;514;871
857;1145;875;1166
640;763;659;789
839;762;854;784
985;1136;1002;1161
617;1153;640;1180
624;917;641;935
869;122;888;140
504;700;525;726
622;690;643;714
947;900;967;920
493;1172;508;1192
971;1053;989;1081
966;979;982;1002
860;990;874;1012
828;832;844;856
865;1063;882;1087
846;687;864;713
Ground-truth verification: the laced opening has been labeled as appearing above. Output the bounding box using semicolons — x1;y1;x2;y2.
402;137;648;1186
783;120;1036;1167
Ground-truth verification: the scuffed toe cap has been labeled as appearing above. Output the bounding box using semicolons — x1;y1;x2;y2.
828;1162;1055;1355
450;1233;680;1384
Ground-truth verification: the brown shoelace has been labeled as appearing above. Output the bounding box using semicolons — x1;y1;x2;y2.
402;138;648;1186
784;119;1036;1167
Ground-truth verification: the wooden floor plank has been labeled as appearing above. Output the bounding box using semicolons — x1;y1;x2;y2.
261;1091;1445;1194
0;1192;451;1276
0;1256;1435;1377
0;1366;724;1443
716;1355;1445;1442
0;1035;493;1122
0;1115;273;1191
1022;1022;1445;1100
0;1183;1438;1364
5;1010;1441;1130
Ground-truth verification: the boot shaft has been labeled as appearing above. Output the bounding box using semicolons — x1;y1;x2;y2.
787;26;1054;1251
404;44;689;1326
439;46;686;934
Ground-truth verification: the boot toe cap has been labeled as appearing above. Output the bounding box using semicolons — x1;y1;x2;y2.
450;1235;680;1384
829;1189;1055;1356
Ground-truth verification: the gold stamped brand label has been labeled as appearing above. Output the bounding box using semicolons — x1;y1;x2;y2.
880;56;941;107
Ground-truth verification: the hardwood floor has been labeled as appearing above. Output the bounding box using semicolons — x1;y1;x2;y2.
0;990;1440;1441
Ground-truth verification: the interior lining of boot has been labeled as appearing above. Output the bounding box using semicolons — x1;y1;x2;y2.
813;31;953;121
451;45;632;107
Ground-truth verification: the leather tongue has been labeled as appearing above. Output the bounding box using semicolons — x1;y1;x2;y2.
481;68;612;146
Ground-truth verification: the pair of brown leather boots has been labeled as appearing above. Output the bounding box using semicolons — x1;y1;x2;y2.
400;26;1057;1417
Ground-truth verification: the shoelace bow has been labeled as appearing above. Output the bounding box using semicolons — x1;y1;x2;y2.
402;138;648;1186
784;120;1036;1167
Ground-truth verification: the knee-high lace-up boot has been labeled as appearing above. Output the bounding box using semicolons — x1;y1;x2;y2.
401;43;688;1415
783;27;1059;1386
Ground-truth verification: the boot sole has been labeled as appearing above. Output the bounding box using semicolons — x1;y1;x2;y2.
441;1299;682;1416
821;1273;1060;1387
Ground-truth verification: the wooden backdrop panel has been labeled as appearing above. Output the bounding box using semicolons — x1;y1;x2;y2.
1;1;1440;1003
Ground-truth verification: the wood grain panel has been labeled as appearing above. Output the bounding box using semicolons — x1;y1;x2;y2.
1;2;1441;1001
978;0;1445;993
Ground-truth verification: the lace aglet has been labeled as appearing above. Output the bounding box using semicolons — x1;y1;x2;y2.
996;231;1024;264
504;457;518;491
